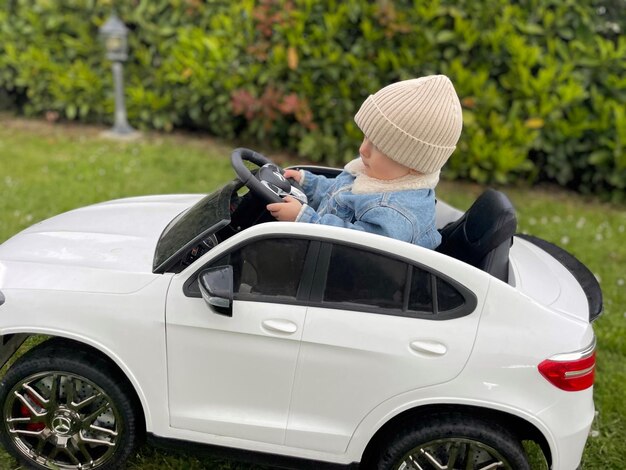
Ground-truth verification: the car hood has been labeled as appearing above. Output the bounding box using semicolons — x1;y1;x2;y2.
0;194;204;274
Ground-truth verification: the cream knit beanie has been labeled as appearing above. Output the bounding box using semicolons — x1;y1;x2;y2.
354;75;463;175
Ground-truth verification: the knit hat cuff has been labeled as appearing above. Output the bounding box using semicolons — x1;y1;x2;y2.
355;95;457;175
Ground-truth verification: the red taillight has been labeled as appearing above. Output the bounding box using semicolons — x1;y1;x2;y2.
538;350;596;391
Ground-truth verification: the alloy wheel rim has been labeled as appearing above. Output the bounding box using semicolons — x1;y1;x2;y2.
4;371;122;469
395;437;513;470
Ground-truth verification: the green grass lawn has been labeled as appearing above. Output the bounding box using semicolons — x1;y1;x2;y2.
0;116;624;469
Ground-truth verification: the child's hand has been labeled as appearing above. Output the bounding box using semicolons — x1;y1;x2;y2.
267;196;302;221
283;169;302;184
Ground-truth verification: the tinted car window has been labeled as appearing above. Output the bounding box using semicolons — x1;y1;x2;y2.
323;244;408;310
408;267;433;313
314;243;472;318
154;181;235;273
212;238;309;299
436;277;465;311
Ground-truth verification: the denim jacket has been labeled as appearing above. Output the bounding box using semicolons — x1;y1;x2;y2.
296;159;441;249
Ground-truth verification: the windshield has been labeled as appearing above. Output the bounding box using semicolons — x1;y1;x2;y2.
152;181;238;273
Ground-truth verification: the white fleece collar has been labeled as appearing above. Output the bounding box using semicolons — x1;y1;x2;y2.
344;158;440;194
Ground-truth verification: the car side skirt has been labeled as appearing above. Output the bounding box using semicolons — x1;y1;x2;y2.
146;434;359;470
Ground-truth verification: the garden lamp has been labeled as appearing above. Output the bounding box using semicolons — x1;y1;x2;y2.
99;13;135;135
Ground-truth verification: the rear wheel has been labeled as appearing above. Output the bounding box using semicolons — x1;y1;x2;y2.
0;340;141;469
374;413;530;470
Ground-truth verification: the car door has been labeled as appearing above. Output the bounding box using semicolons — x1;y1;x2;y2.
285;241;485;453
165;237;316;445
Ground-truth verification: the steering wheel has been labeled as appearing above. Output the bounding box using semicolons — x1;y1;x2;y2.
231;148;307;205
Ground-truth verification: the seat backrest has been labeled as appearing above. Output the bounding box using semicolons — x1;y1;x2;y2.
436;189;517;282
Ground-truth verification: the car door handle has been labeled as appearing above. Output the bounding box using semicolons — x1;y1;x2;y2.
410;340;447;356
262;319;298;334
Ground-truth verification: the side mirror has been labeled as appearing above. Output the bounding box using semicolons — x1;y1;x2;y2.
198;266;233;316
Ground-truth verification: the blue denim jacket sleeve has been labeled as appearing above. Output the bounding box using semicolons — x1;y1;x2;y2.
297;202;415;243
295;183;441;249
300;170;335;210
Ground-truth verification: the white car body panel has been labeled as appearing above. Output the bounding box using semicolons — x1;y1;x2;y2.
510;237;590;322
285;267;489;453
457;277;594;470
0;194;597;470
0;278;173;433
166;296;307;444
285;305;483;453
0;259;157;294
0;194;203;275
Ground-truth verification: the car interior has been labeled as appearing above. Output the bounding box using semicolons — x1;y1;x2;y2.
175;158;518;286
436;189;517;283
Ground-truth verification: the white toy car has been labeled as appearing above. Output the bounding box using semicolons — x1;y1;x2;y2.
0;149;602;470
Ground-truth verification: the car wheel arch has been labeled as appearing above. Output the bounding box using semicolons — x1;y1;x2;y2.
359;403;551;469
1;334;149;433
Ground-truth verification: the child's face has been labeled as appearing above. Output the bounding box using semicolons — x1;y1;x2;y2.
359;138;411;180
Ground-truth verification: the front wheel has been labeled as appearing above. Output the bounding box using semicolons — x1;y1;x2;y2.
374;413;530;470
0;340;142;469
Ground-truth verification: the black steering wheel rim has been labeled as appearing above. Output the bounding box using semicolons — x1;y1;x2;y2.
231;148;285;204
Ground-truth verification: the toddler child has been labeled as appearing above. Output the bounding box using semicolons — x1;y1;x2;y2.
266;75;463;249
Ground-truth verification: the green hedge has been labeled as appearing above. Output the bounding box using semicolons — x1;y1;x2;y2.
1;0;624;199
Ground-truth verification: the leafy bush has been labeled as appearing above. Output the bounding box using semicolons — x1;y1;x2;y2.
0;0;624;199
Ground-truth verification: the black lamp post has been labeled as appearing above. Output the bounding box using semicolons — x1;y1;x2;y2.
99;13;135;135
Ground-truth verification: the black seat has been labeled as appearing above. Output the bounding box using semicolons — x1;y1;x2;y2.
436;189;517;282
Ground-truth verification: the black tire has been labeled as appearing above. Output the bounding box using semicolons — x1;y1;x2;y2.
373;412;530;470
0;339;142;469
